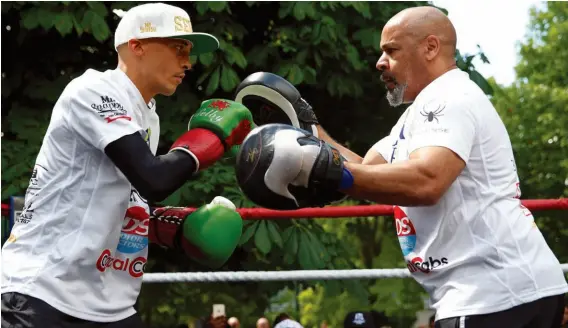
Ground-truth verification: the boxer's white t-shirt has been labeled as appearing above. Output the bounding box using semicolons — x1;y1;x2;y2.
373;69;568;320
1;68;160;322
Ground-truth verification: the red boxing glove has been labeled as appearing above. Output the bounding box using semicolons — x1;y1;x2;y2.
170;128;224;172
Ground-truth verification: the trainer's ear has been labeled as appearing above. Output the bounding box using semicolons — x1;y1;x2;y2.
423;35;441;61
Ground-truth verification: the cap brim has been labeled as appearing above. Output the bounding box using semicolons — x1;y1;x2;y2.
171;32;219;56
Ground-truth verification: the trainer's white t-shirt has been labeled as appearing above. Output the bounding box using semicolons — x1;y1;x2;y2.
373;68;568;320
1;68;160;322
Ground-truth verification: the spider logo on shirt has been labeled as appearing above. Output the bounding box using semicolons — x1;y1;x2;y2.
420;104;445;123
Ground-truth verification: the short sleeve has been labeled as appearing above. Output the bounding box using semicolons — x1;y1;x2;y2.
372;135;395;163
66;85;143;150
408;99;477;162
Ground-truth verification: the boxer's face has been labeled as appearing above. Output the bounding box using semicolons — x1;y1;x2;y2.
136;38;192;96
377;24;425;106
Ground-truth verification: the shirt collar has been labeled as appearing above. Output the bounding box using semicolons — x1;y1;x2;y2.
114;68;156;112
414;68;464;104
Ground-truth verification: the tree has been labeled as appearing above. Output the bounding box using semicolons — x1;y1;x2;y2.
1;2;494;327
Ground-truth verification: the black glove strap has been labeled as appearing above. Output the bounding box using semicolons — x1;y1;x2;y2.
306;140;346;206
295;98;319;126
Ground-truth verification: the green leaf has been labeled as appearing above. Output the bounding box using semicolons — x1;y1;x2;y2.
239;221;258;245
196;2;209;15
287;64;304;85
283;229;299;264
199;52;215;66
90;13;110;41
305;230;325;268
469;70;493;95
163;189;181;206
87;2;108;17
73;15;83;36
55;11;74;36
205;67;220;95
266;221;283;248
21;8;40;29
278;2;294;19
208;1;227;12
38;8;54;30
298;231;314;269
220;65;239;92
254;221;272;254
81;10;95;32
282;225;295;243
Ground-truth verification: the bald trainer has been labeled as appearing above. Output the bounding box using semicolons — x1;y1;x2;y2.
233;6;567;328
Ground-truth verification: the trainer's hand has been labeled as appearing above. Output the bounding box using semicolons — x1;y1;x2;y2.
181;196;243;268
170;99;254;171
235;124;350;210
234;72;320;137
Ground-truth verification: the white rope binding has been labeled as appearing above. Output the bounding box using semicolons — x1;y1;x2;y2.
142;264;568;283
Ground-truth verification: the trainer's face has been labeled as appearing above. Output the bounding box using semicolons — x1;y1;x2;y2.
376;24;424;107
139;38;192;96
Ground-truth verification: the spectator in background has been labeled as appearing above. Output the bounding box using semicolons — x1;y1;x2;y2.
228;317;240;328
562;295;568;328
343;312;375;328
273;313;303;328
257;317;270;328
429;314;435;328
369;310;391;328
203;315;229;328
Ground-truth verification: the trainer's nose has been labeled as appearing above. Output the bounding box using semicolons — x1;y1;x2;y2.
376;53;389;71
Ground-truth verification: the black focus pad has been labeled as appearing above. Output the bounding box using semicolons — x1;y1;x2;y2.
235;124;345;210
234;72;319;132
235;124;300;210
235;72;301;104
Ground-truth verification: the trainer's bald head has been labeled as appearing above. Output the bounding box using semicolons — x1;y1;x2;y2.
386;6;457;58
377;6;459;106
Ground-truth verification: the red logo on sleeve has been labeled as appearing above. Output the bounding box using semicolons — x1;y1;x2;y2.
105;115;132;123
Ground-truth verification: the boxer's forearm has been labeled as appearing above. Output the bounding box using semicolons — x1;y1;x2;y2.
316;126;363;164
105;133;197;202
342;160;441;206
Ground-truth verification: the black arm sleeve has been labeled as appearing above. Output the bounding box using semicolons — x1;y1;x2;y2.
104;132;197;202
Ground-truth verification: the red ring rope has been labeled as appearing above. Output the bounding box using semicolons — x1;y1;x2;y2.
2;199;567;219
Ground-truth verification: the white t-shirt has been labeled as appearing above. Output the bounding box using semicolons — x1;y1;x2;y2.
373;69;568;320
1;68;161;322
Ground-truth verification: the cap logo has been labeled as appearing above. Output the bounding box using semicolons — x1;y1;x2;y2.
352;313;365;325
140;22;156;33
174;16;193;33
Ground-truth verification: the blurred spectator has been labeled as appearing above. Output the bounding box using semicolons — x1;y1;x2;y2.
228;317;240;328
562;295;568;328
273;313;290;328
320;320;328;328
273;313;304;328
257;317;270;328
204;315;230;328
429;314;435;328
343;312;375;328
369;310;391;328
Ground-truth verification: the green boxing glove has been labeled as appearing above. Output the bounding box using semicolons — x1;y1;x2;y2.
189;99;256;155
150;196;243;269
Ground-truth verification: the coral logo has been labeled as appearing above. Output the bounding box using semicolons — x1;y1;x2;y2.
394;206;416;256
117;206;149;254
96;249;146;278
407;256;449;274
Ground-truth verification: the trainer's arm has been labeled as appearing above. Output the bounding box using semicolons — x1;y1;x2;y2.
105;133;197;202
316;126;363;164
341;98;477;206
342;146;465;206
